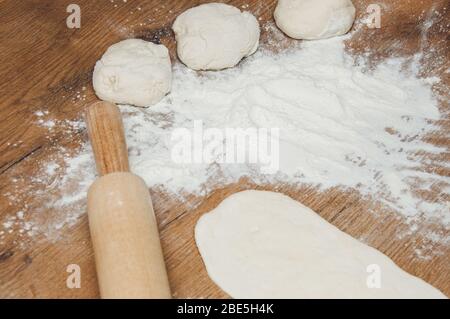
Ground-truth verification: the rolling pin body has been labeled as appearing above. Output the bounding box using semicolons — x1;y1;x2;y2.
88;172;171;298
86;101;171;299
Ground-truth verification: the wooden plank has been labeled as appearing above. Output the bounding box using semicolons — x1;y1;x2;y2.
0;0;448;298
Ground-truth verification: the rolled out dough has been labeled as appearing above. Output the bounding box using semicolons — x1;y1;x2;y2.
195;190;446;299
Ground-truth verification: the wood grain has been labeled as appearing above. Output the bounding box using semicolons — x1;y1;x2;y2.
86;101;130;176
0;0;448;298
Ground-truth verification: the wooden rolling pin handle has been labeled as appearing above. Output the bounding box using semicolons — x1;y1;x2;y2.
85;101;130;176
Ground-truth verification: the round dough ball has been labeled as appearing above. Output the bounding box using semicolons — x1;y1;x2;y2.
274;0;356;40
93;39;172;107
172;3;260;71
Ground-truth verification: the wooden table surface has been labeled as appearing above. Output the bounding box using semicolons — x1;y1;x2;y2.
0;0;449;298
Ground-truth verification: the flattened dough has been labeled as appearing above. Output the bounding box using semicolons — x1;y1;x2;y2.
195;190;446;298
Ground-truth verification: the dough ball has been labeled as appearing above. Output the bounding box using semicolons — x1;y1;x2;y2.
172;3;260;70
93;39;172;107
274;0;356;40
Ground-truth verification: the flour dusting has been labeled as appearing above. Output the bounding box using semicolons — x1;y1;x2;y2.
2;27;448;253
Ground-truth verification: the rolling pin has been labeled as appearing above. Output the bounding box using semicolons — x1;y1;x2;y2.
86;101;171;299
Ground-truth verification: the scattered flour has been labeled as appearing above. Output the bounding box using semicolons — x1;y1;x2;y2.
119;37;447;225
2;26;448;253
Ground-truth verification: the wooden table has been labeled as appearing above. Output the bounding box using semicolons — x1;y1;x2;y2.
0;0;448;298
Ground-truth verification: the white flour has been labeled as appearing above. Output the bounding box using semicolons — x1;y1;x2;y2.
123;37;447;223
2;27;448;251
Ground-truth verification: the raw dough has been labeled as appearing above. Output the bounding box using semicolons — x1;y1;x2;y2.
172;3;260;70
195;190;446;299
274;0;356;40
92;39;171;107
